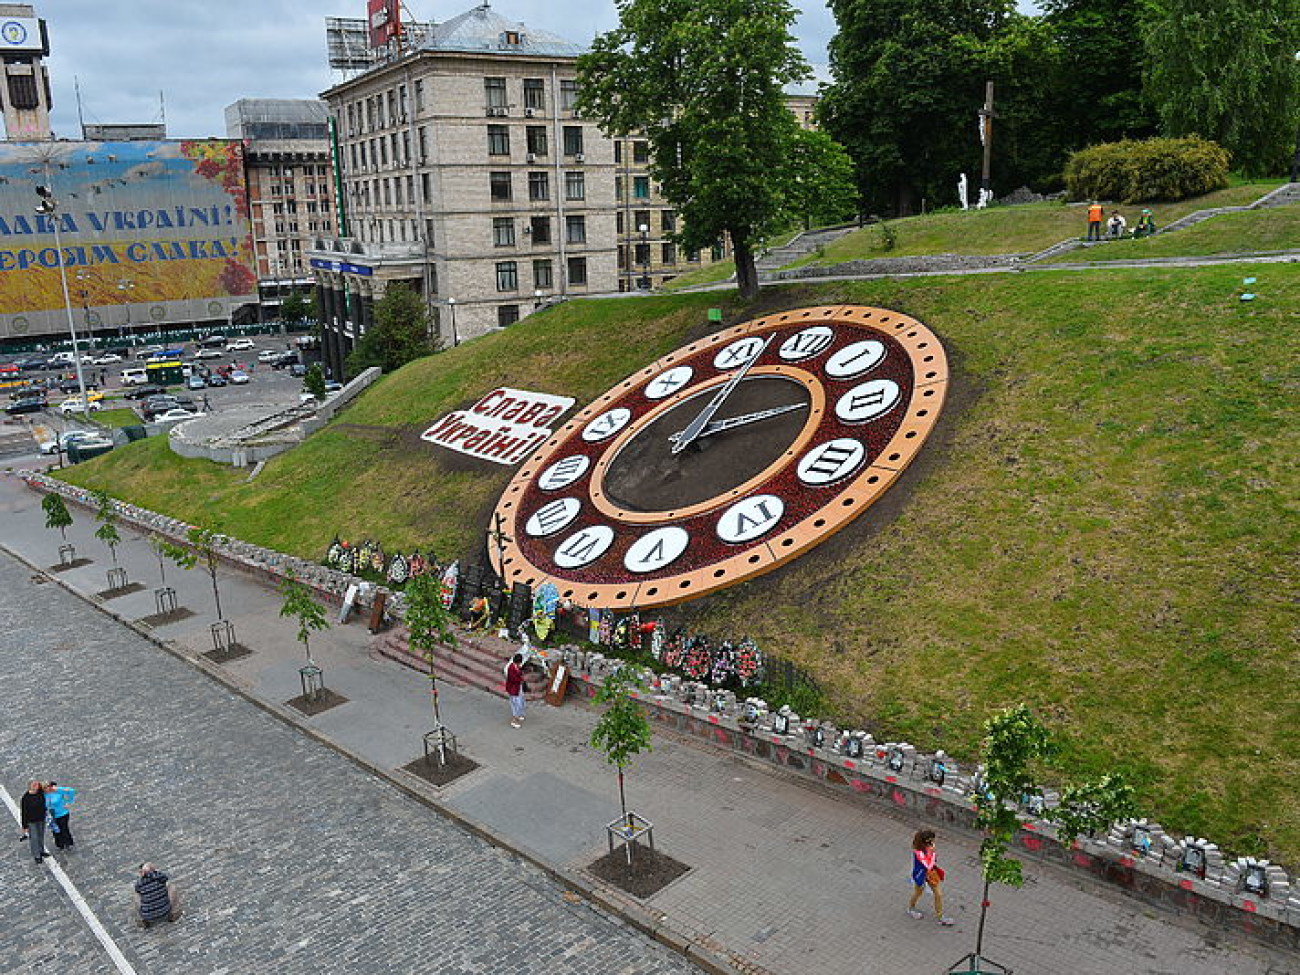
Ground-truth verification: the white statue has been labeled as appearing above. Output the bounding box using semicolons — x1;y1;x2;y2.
977;187;993;210
958;172;969;211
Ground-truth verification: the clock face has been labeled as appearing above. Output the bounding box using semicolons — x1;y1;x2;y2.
489;304;947;609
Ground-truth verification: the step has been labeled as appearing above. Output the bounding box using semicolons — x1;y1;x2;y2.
371;627;548;700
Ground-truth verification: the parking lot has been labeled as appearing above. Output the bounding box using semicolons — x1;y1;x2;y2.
1;334;321;459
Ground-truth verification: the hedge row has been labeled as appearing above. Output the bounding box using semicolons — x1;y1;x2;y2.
1065;137;1230;203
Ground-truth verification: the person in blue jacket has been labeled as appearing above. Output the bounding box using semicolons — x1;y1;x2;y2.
44;781;76;850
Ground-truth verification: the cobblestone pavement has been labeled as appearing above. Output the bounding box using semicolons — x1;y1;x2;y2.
1;470;1297;975
0;552;698;975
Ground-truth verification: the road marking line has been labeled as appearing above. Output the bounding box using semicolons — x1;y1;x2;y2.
1;784;139;975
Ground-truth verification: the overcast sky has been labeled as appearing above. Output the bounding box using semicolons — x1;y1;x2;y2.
38;0;841;140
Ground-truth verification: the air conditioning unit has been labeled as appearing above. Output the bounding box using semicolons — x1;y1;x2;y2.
526;152;537;163
524;108;536;118
574;153;585;163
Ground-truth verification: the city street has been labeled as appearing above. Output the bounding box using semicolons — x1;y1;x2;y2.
0;547;699;975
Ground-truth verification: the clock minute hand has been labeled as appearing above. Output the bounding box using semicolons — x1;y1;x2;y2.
669;334;774;455
669;402;808;444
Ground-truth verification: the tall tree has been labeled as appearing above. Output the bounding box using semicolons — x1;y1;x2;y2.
346;282;436;375
784;129;859;230
1143;0;1300;175
820;0;1017;215
577;0;811;299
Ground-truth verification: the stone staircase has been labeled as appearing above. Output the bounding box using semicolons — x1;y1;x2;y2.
370;625;549;701
1249;181;1300;209
756;225;858;273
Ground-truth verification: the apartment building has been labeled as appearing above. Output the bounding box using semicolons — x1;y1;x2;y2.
226;99;337;316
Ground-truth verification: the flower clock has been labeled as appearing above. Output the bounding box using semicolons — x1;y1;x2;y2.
489;305;948;610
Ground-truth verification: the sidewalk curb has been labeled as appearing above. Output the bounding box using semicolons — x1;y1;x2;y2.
1;539;745;975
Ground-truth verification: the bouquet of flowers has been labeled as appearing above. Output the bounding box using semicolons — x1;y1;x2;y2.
682;635;712;680
661;629;685;669
387;552;410;585
734;638;763;686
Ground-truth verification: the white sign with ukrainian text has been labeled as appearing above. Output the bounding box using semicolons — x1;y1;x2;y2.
420;387;575;466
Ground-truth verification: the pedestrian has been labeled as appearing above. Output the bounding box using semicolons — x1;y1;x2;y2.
1134;208;1156;238
506;652;526;728
907;829;954;925
1107;210;1127;239
1086;201;1104;241
133;863;181;927
44;780;76;850
19;780;48;863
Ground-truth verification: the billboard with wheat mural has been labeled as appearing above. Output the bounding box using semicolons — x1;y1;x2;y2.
0;140;256;342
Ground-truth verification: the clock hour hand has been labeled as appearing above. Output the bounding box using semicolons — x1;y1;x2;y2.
669;334;774;455
669;402;807;445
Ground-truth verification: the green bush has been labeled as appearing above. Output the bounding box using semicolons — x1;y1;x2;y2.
1064;138;1230;203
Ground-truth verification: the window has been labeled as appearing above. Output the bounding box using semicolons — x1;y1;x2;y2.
394;179;402;205
533;259;553;289
496;261;519;291
634;242;650;265
414;80;425;113
525;126;547;156
633;140;650;164
421;173;431;201
565;215;587;244
485;77;507;109
613;141;622;163
661;210;676;232
418;126;428;160
528;171;549;201
662;242;676;264
523;79;545;110
565;171;585;201
490;171;512;201
614;177;623;200
711;243;725;260
487;125;510;155
498;305;521;327
383;180;392;205
633;176;650;199
493;217;516;247
529;216;551;243
567;256;588;285
634;210;651;233
560;79;579;111
563;126;584;156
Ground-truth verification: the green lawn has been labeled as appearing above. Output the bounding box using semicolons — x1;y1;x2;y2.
787;181;1288;266
95;408;142;429
57;264;1300;867
1046;205;1300;263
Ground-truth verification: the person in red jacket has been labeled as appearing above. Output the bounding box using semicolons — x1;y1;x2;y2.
907;829;955;926
506;653;526;728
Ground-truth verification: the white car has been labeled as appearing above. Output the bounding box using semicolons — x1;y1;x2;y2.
39;430;113;454
154;408;201;422
257;349;281;363
193;348;224;360
229;370;250;385
227;338;255;352
92;353;122;364
59;397;102;415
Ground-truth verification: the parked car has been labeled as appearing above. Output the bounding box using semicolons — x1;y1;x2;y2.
187;374;207;390
6;396;47;415
141;395;180;419
227;338;255;352
324;381;343;393
59;397;102;415
135;345;164;359
193;348;224;360
39;429;104;455
92;353;122;365
205;373;228;387
124;383;167;401
257;349;281;363
154;408;200;422
58;377;101;394
288;362;307;377
228;370;250;385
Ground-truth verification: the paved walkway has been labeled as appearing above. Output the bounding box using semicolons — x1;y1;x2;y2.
1;469;1296;974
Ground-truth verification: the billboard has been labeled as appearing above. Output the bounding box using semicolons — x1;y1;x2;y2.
368;0;400;48
0;140;257;341
0;17;46;55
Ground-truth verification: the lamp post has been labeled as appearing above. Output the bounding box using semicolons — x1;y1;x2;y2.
1291;52;1300;183
35;178;90;414
117;277;136;342
638;223;650;290
446;297;459;347
533;288;543;311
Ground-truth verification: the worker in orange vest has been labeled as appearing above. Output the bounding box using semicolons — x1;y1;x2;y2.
1086;202;1104;240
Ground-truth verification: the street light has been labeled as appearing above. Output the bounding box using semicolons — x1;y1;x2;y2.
638;223;650;290
35;179;90;413
446;297;459;347
1291;52;1300;182
117;278;136;341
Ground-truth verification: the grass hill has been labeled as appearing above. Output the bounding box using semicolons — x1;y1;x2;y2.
55;247;1298;868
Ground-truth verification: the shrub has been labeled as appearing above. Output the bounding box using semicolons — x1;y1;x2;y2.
1064;137;1230;203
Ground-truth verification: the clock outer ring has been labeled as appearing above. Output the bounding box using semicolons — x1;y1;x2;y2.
489;304;948;609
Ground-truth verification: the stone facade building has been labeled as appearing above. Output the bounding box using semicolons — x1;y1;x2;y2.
225;99;337;318
309;3;728;378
